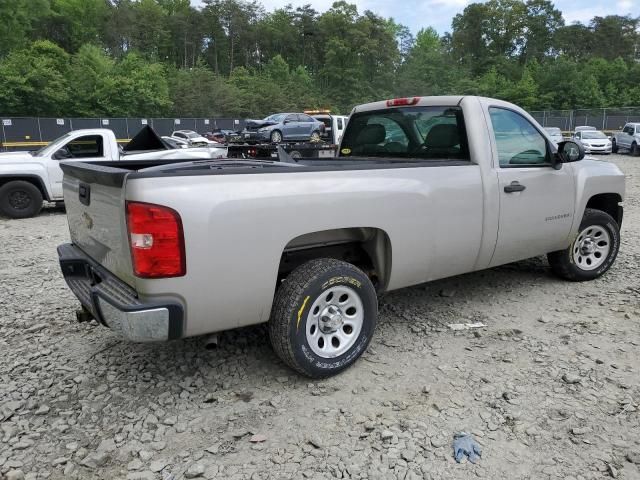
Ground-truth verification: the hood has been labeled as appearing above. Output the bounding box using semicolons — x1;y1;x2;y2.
245;119;277;130
0;151;38;165
0;151;34;161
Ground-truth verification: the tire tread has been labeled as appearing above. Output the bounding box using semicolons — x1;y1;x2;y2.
269;258;370;377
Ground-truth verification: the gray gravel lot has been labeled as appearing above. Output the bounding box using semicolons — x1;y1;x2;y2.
1;154;639;480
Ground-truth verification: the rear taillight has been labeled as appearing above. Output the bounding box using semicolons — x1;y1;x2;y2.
386;97;420;107
126;201;185;278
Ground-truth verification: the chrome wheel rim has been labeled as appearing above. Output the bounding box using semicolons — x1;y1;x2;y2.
272;131;282;143
311;132;320;141
572;225;610;271
306;286;364;358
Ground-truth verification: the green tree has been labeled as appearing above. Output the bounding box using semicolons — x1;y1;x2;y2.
0;40;71;116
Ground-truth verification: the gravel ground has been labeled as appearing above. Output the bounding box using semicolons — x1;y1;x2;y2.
1;154;639;480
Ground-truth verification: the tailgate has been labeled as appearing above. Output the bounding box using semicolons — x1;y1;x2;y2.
61;162;136;288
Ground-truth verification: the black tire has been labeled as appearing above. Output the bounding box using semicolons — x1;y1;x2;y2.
0;180;43;219
270;130;282;143
632;142;639;157
269;258;377;378
611;139;618;153
547;208;620;281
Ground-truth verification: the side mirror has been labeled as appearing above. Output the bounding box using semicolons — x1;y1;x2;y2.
53;148;72;160
557;140;585;165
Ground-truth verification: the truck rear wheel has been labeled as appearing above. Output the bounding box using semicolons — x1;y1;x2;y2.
269;258;377;378
0;180;43;219
547;208;620;281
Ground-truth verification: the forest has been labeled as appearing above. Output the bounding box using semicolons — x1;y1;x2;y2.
0;0;639;118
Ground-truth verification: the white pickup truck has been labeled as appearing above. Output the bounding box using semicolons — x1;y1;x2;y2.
57;96;625;378
0;128;227;218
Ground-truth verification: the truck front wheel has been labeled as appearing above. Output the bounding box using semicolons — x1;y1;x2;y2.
632;142;639;157
611;139;618;153
269;258;377;378
547;208;620;281
0;180;43;219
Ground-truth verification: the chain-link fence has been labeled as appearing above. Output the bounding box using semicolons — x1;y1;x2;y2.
0;116;246;151
530;107;640;133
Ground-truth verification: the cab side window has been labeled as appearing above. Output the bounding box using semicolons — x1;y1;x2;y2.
66;135;104;158
337;118;344;129
489;108;549;167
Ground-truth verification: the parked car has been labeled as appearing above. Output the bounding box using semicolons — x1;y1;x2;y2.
57;95;624;378
241;113;325;143
612;122;640;156
171;130;212;147
161;136;189;149
574;129;612;154
308;111;349;144
0;127;227;219
574;126;597;135
544;127;564;145
204;129;237;144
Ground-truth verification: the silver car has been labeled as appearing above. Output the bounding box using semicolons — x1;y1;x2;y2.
574;130;612;154
241;113;325;143
544;127;564;145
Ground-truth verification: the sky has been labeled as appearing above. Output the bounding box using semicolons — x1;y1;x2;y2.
195;0;637;34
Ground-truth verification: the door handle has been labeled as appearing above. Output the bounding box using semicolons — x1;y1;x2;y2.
504;181;526;193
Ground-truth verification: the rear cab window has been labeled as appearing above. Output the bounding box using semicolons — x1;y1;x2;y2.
339;106;470;161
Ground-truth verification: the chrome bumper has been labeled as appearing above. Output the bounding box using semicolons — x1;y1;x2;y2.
57;243;184;342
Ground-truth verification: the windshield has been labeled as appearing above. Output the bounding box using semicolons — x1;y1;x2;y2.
340;106;469;161
582;131;607;139
33;133;72;157
264;114;286;122
185;132;200;139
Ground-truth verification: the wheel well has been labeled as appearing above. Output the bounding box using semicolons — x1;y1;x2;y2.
278;227;392;291
0;176;49;201
585;193;622;226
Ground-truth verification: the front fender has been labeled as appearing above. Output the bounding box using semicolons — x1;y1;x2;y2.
0;163;52;200
570;159;625;235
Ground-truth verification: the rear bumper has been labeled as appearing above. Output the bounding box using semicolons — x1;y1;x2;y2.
57;243;183;341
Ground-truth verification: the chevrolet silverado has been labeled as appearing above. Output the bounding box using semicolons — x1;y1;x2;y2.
57;96;625;378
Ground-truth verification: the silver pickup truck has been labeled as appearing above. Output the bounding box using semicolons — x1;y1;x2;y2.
57;96;625;378
612;122;640;156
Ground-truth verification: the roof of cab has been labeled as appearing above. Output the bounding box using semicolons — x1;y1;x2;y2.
352;96;465;114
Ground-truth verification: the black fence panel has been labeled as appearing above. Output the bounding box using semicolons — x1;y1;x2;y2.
69;118;101;131
102;118;129;140
216;118;243;130
39;118;71;141
128;119;150;138
1;117;41;145
173;118;196;131
195;118;214;133
150;118;176;136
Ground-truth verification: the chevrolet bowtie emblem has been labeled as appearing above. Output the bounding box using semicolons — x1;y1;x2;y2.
82;212;94;229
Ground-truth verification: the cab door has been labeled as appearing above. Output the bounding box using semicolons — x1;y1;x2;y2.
488;107;576;267
47;134;107;198
282;114;299;140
